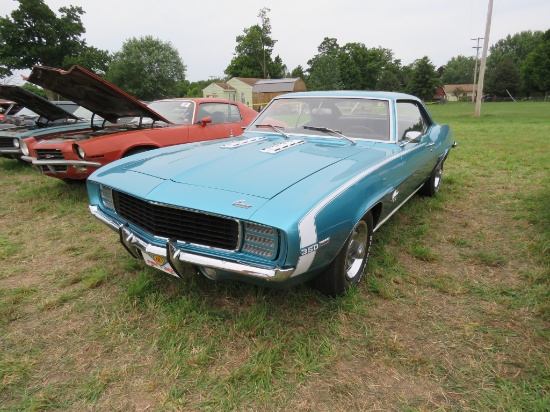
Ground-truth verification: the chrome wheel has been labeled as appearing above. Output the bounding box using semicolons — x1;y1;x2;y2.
421;161;444;197
312;213;373;297
345;220;369;281
433;164;443;192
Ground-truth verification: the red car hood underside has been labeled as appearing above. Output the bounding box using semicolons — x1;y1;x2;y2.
27;65;170;124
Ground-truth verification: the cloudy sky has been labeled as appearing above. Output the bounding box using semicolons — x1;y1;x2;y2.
2;0;549;81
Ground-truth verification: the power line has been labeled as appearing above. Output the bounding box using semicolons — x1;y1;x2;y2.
471;37;483;103
475;0;494;117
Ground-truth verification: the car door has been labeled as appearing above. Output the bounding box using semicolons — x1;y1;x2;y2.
396;100;439;197
189;102;242;142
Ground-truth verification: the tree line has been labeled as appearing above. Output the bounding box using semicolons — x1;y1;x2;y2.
1;1;548;101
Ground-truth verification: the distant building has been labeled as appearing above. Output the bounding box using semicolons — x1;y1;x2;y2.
444;84;476;102
252;78;307;111
202;78;262;109
433;86;447;102
203;77;307;111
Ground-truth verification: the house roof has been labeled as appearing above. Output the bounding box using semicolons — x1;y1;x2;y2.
444;84;475;93
233;77;263;87
213;82;236;91
252;78;301;93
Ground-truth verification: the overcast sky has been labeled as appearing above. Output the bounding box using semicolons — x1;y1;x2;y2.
2;0;549;82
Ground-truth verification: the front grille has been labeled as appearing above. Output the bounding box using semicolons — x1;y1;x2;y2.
40;165;67;173
36;148;64;160
0;137;14;149
113;190;240;250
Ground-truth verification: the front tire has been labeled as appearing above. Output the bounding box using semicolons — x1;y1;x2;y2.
313;212;373;297
420;161;443;197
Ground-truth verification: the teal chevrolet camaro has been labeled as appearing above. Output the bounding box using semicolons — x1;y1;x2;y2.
87;91;457;296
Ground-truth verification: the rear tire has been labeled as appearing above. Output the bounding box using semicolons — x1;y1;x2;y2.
313;212;373;297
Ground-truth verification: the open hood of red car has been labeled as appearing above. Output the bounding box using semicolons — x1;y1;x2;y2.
27;65;171;124
0;85;80;122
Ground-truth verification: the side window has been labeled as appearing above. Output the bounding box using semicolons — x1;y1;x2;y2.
228;104;242;122
197;103;242;124
396;101;429;141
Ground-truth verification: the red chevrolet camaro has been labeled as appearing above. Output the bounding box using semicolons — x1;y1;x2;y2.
21;66;257;181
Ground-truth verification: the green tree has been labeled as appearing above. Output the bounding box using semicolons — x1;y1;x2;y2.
308;38;400;91
307;54;343;91
406;56;439;101
106;36;186;101
290;65;307;82
487;30;544;95
225;8;285;79
521;29;550;99
0;0;109;78
485;58;521;97
376;71;401;92
441;55;476;85
21;82;46;98
307;38;342;90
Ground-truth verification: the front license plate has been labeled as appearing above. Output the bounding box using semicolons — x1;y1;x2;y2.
142;251;178;277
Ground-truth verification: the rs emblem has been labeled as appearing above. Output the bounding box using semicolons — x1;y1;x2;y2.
391;190;399;202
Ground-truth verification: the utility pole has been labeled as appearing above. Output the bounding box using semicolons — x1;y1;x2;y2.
471;37;483;103
475;0;494;117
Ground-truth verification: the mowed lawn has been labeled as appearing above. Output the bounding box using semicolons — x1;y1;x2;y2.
0;101;548;411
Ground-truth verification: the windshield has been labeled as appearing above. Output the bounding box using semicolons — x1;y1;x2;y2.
54;102;79;114
12;107;37;117
139;100;195;125
249;97;391;141
72;106;96;121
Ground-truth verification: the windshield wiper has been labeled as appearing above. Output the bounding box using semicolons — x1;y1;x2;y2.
302;126;356;145
254;124;289;138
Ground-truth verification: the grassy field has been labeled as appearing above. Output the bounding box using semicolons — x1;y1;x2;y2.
0;101;548;411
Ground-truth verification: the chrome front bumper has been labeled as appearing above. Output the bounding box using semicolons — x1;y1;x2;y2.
21;155;102;168
89;205;295;282
0;148;22;155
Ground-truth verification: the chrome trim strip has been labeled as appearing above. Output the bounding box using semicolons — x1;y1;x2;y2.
0;148;22;154
120;225;166;257
167;241;294;282
89;205;121;231
373;185;423;232
23;156;101;167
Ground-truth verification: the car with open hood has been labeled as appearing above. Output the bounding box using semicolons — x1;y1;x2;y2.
0;99;22;122
20;65;257;180
87;91;457;296
0;85;86;158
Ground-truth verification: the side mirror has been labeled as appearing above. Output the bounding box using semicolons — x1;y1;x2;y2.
400;130;422;147
200;117;212;127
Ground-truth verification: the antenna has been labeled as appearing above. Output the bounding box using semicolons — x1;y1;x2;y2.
227;99;234;138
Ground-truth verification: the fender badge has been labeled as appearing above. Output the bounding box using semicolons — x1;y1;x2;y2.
232;200;253;209
391;190;399;202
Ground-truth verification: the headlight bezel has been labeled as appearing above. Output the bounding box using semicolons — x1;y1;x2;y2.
99;185;115;211
75;144;86;159
19;140;29;156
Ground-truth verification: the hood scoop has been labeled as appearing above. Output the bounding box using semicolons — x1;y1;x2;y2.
261;139;305;154
220;137;267;148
